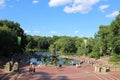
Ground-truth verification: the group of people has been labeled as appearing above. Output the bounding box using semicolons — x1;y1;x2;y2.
28;57;96;74
29;62;36;74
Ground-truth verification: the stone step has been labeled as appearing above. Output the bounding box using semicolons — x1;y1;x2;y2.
0;73;10;80
94;73;118;80
109;72;120;80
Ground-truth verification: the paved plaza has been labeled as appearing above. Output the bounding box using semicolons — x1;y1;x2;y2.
0;64;120;80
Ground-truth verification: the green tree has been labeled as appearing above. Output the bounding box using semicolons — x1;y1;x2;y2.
38;37;50;50
0;20;27;57
94;13;120;57
109;14;120;54
0;26;17;56
98;25;110;56
49;36;77;54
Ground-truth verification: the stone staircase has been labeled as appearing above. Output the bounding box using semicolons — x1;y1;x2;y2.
94;72;120;80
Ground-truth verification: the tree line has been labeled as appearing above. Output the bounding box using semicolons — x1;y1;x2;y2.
0;14;120;61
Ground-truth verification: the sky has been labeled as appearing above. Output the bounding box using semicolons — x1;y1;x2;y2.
0;0;120;37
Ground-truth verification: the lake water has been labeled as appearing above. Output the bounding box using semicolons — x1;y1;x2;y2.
30;52;80;66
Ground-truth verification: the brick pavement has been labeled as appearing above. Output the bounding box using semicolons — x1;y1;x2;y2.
1;64;120;80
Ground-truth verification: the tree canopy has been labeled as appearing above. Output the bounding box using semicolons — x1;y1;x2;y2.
0;20;27;57
0;13;120;60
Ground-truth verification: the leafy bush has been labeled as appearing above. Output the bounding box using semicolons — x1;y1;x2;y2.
109;54;120;62
88;52;100;59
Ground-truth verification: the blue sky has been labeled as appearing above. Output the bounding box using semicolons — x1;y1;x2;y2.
0;0;120;37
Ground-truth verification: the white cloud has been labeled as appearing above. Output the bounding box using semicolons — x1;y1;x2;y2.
64;0;100;14
99;5;109;12
25;30;41;35
74;30;79;34
25;30;31;34
33;30;40;35
105;11;119;18
49;0;72;7
49;0;100;14
50;31;58;35
0;0;5;8
32;0;39;4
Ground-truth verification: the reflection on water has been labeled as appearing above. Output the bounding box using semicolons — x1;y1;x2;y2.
30;52;80;66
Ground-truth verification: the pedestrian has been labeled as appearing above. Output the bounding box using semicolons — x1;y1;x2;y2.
32;63;36;73
76;63;79;68
29;65;33;74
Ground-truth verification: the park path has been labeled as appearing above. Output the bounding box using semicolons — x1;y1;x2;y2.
1;64;120;80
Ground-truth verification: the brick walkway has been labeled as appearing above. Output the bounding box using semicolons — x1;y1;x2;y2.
1;64;120;80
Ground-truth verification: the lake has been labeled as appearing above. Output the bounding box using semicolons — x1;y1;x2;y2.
30;52;80;66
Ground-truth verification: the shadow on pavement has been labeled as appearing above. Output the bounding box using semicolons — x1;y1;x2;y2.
33;71;69;80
